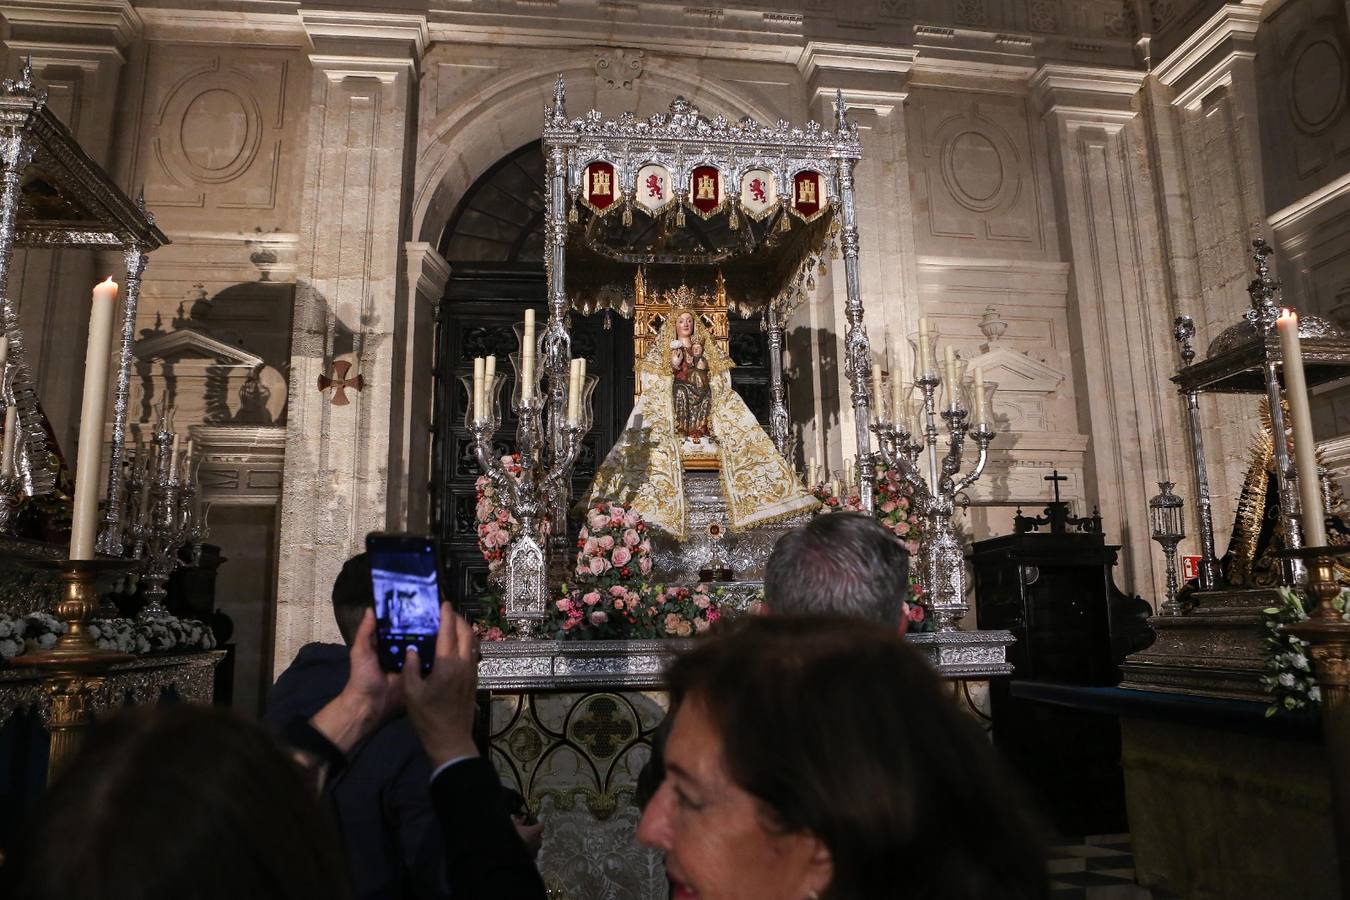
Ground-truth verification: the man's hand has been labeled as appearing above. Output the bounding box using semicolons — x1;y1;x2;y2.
311;609;403;754
402;603;480;768
512;816;544;860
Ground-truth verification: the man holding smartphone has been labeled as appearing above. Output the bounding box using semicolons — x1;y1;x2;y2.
267;552;543;899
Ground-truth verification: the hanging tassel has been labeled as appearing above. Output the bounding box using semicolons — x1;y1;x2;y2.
729;206;739;230
779;210;791;233
830;238;840;260
622;203;632;227
676;204;686;228
818;260;828;276
604;308;613;330
807;274;816;292
568;202;579;224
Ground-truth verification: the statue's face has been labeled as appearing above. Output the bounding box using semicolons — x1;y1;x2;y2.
677;313;693;338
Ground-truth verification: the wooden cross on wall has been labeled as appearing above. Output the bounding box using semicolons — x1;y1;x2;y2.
318;360;364;406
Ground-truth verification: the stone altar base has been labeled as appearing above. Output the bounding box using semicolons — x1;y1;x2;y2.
648;470;811;584
1119;588;1274;702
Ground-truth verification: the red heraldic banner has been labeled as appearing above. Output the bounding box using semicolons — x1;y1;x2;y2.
792;170;824;220
584;161;618;212
689;165;721;216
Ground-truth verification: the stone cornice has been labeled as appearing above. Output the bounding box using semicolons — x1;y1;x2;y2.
300;8;428;68
1029;63;1145;121
799;42;917;112
1153;2;1260;110
404;241;450;302
0;0;141;49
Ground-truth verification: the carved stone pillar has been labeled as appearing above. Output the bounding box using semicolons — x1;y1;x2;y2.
800;47;920;479
0;4;137;456
1150;3;1267;557
274;12;427;668
1031;65;1190;599
395;242;449;532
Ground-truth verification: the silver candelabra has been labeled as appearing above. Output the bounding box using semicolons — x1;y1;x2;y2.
114;416;207;619
871;328;998;631
464;338;596;627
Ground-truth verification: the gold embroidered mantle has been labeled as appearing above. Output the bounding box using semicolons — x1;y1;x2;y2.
579;313;817;538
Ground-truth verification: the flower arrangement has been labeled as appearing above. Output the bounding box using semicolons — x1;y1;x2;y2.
547;582;723;640
0;611;217;662
1260;586;1347;716
575;500;654;586
811;461;933;632
476;454;523;573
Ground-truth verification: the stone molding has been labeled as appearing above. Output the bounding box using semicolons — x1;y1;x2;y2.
404;241;450;307
1153;2;1261;111
0;1;141;49
1029;63;1146;121
300;9;429;70
134;327;265;368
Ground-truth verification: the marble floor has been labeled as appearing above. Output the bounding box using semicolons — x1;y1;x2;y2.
1049;835;1181;899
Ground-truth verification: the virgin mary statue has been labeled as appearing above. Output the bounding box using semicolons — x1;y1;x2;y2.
580;310;817;539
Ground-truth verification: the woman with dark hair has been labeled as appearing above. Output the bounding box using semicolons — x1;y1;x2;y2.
13;704;351;900
637;615;1050;900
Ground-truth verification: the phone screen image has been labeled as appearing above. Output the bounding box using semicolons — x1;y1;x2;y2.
368;536;441;673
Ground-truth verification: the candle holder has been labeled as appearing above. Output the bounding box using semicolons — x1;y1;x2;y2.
1275;546;1350;712
1148;482;1186;615
874;344;999;632
0;472;18;534
465;352;595;629
118;421;207;620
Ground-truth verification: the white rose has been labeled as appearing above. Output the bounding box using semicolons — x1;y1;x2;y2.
1278;672;1296;688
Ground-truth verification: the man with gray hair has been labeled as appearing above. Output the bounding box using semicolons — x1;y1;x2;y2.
763;511;909;628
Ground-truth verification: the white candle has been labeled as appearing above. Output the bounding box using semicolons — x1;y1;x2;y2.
472;356;485;423
1278;309;1327;546
1;405;16;478
568;357;587;425
0;334;9;382
484;355;497;420
169;433;181;484
522;310;536;401
70;276;119;559
807;456;817;486
943;345;957;394
892;377;905;430
918;318;930;375
973;367;986;426
871;363;885;421
183;437;194;482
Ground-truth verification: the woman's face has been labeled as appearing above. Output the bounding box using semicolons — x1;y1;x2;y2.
637;697;831;900
677;313;694;339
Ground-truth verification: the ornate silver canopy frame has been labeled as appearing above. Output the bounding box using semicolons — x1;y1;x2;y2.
540;77;878;512
1172;239;1350;588
0;61;168;552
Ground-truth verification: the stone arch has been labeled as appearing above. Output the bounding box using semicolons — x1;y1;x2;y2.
409;54;786;247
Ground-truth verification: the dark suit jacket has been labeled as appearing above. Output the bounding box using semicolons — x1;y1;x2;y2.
265;643;447;900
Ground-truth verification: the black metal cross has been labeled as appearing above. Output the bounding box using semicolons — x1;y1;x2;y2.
1045;470;1068;505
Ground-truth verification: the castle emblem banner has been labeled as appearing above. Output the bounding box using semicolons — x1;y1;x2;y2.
583;161;618;213
791;170;826;221
688;165;723;218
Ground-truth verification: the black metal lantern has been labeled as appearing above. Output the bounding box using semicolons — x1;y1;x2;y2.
1149;481;1186;615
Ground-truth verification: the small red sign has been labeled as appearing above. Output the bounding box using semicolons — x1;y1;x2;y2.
1182;555;1202;582
690;165;721;215
792;170;823;219
584;161;617;211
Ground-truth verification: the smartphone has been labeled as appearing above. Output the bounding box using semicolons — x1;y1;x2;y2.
366;533;445;674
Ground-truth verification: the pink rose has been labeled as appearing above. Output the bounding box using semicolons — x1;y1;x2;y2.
576;565;589;578
583;538;599;556
623;510;640;528
610;509;626;526
587;512;608;532
609;585;627;597
881;501;896;514
907;603;925;623
639;557;652;575
496;509;511;524
556;598;573;612
903;540;920;555
562;617;578;631
694;594;710;609
625;590;640;605
590;611;609;625
640;539;652;554
613;598;626;610
664;613;683;635
612;547;632;567
492;530;512;548
623;529;641;547
578;526;589;540
588;556;608;576
482;626;505;641
598;535;615;551
582;591;600;606
694;617;711;633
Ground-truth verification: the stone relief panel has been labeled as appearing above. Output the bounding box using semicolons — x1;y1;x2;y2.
909;88;1048;257
137;46;305;229
1257;0;1350;212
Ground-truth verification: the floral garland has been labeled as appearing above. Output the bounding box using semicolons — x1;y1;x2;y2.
810;460;933;632
0;611;217;662
576;500;654;584
1261;587;1348;715
549;582;723;640
476;454;523;574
